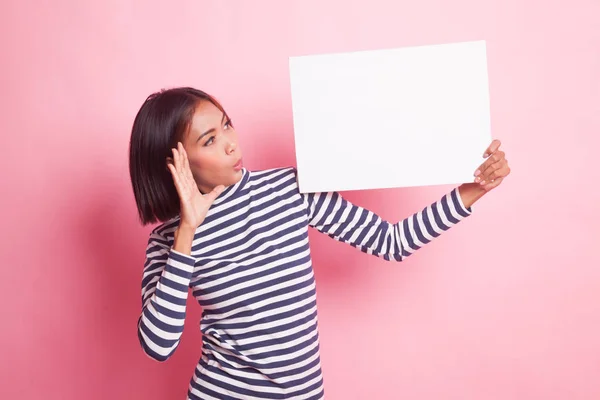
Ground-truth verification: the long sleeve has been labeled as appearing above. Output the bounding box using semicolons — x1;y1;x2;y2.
301;187;472;262
137;229;195;361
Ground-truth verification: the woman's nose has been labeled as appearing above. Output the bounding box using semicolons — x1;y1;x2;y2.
226;141;236;154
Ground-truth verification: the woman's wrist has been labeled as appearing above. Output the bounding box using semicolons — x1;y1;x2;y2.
458;182;487;209
173;223;196;255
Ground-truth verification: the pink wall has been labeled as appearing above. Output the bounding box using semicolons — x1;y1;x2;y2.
2;0;599;398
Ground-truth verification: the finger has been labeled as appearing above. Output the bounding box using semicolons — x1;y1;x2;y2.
204;185;225;203
475;151;505;177
178;142;195;185
483;139;502;158
479;160;505;183
167;163;183;192
180;142;189;168
491;165;511;182
482;176;504;191
172;147;181;174
166;157;174;174
479;163;511;185
180;144;195;183
171;149;189;194
177;142;185;172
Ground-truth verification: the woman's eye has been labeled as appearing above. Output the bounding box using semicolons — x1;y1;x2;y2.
224;119;232;130
204;136;215;146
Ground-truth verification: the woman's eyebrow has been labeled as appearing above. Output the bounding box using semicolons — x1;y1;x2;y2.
196;113;226;142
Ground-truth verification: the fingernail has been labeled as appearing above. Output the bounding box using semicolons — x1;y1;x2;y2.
474;170;481;176
483;153;489;158
480;180;486;185
475;176;481;183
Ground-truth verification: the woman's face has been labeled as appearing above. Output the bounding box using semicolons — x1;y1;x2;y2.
182;100;244;194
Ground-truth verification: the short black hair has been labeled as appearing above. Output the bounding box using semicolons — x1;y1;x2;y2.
129;87;228;225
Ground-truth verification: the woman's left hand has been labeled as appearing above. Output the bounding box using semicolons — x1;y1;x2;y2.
473;139;511;191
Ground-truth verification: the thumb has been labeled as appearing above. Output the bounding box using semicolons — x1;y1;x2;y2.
204;185;225;203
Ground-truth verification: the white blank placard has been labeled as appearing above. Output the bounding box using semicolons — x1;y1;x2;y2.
289;40;492;193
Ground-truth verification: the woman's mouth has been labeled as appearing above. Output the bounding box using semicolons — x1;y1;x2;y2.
233;159;243;171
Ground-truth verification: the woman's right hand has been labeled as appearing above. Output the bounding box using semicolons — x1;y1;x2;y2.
167;142;225;230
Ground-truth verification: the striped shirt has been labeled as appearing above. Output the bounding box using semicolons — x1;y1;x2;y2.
138;166;472;399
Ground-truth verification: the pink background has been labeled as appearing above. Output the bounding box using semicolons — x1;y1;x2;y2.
2;0;599;399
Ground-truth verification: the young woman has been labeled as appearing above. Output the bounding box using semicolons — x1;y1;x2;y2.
129;87;511;400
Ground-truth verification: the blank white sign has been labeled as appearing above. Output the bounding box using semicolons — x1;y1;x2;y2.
289;40;492;193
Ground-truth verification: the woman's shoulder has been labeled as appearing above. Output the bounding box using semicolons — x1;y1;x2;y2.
236;166;302;203
147;216;180;245
248;166;297;187
247;165;297;178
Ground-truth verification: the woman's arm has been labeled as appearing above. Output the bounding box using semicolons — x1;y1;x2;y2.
300;139;511;261
301;186;471;262
137;143;224;362
137;226;196;362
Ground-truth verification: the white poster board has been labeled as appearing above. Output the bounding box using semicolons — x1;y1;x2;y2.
289;40;492;193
